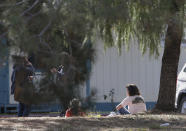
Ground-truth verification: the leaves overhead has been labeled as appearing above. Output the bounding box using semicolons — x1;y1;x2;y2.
0;0;185;107
0;0;96;108
1;0;185;56
93;0;181;55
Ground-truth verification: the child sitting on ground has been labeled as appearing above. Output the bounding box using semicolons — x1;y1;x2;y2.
65;98;85;118
116;84;147;115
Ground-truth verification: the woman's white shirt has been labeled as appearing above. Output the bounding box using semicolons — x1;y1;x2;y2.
120;95;147;114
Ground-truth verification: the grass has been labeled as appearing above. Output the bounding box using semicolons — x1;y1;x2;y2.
0;114;186;130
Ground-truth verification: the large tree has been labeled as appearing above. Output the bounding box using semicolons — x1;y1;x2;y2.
92;0;185;111
0;0;185;111
0;0;95;110
156;0;185;111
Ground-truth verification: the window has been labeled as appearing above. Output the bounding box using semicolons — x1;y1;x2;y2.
184;67;186;72
182;28;186;45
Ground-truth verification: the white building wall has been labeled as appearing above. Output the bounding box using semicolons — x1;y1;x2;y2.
8;40;186;104
89;38;186;103
9;55;17;104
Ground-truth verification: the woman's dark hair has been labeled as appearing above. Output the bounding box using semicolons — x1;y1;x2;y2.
126;84;140;96
69;98;81;116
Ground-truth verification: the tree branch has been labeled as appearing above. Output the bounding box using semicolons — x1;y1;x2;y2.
15;0;26;6
39;37;53;53
38;20;52;37
0;0;27;7
26;11;41;21
63;29;82;46
21;0;39;16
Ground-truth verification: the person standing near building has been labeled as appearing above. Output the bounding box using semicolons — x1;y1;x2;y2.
11;56;35;117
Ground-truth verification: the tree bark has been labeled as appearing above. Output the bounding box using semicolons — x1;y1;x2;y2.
156;1;184;111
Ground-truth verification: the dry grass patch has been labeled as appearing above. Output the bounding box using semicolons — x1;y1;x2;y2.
0;114;186;130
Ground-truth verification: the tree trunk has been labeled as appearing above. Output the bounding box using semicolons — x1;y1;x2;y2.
156;1;184;111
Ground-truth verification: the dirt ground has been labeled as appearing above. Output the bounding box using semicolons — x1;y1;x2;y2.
0;114;186;131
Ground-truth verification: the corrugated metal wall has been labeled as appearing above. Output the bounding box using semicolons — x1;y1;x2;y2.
88;39;186;104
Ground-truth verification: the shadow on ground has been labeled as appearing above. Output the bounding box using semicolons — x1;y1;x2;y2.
0;114;186;131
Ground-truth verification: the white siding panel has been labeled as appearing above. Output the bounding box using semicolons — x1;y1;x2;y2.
88;39;185;103
90;40;186;103
90;39;171;103
9;49;18;104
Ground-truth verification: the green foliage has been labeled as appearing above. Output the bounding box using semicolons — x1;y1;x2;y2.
0;0;96;110
93;0;182;56
0;0;185;109
1;0;185;56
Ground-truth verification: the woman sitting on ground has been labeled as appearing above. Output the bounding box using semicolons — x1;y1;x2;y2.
65;98;85;118
116;84;147;115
